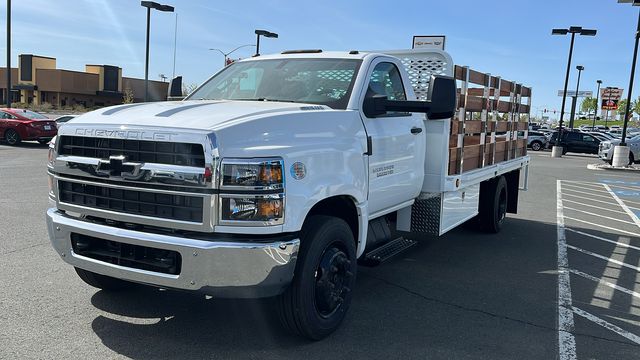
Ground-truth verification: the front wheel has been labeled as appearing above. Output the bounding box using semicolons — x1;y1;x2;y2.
276;215;357;340
530;141;542;151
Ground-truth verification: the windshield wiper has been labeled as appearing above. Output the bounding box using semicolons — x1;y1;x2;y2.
233;98;298;103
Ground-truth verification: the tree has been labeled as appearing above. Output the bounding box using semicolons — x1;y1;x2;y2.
581;97;597;114
182;83;199;96
617;99;628;120
633;96;640;118
123;88;135;104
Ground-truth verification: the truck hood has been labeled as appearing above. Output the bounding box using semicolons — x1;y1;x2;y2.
64;100;329;131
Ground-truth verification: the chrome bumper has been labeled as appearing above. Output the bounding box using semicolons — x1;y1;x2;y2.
46;208;299;298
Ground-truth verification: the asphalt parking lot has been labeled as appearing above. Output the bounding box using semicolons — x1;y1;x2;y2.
2;144;640;359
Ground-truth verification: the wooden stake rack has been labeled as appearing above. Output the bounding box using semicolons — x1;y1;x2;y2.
448;65;531;175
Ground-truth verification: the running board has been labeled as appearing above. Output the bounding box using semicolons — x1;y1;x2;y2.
360;237;417;266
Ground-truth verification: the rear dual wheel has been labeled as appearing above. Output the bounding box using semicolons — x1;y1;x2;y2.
478;176;508;233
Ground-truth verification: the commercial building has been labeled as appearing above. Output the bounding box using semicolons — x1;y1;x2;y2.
0;54;169;107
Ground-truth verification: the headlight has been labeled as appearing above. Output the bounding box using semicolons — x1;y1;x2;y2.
221;159;283;190
219;158;285;226
602;143;612;150
47;136;57;168
220;194;284;225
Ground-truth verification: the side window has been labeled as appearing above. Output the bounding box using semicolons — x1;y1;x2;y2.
0;111;12;119
567;132;580;141
582;135;595;142
366;62;406;101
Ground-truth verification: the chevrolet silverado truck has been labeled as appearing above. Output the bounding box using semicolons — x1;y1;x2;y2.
46;48;531;339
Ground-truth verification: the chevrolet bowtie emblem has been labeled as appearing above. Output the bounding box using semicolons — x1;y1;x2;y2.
96;155;142;177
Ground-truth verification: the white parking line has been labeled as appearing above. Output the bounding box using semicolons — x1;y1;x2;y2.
563;217;640;238
563;207;635;225
561;199;627;215
567;245;640;272
561;183;609;194
561;193;620;207
557;180;577;360
566;228;640;251
569;269;640;300
606;184;640;192
573;307;640;345
562;188;623;201
604;184;640;229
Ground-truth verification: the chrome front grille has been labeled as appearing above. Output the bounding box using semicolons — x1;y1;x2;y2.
58;180;204;222
58;136;205;167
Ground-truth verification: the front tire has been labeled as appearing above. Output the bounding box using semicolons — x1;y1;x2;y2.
74;267;132;291
276;215;357;340
530;141;542;151
4;129;21;146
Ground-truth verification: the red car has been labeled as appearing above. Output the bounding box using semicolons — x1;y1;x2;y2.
0;108;58;145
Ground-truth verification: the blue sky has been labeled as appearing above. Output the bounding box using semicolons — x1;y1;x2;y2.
0;0;638;119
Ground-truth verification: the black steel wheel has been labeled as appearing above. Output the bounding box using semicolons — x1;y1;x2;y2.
74;267;132;291
479;176;508;233
4;129;21;146
277;215;357;340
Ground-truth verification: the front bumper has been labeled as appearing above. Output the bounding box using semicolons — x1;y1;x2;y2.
46;207;299;298
599;148;612;161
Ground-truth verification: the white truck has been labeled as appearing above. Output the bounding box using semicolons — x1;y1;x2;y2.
46;48;531;339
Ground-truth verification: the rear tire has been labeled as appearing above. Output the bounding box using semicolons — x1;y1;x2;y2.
4;129;21;146
629;152;635;165
478;176;508;233
74;267;132;291
276;215;357;340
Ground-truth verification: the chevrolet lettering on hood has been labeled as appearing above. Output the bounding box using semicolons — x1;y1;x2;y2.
74;128;177;141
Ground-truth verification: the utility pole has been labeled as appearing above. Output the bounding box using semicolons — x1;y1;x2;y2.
6;0;11;108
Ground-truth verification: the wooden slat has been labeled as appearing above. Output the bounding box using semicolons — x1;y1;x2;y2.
464;121;483;134
522;86;532;97
465;96;483;112
495;121;509;132
450;120;459;135
449;135;457;148
468;69;486;86
496;101;511;113
463;144;482;172
463;135;481;146
520;104;530;114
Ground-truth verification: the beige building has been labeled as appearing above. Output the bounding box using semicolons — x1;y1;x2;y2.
0;54;169;107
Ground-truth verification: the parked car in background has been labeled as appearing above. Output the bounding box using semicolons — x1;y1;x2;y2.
599;134;640;165
0;108;57;145
53;115;76;130
549;130;601;155
54;115;76;124
588;132;614;141
527;131;548;151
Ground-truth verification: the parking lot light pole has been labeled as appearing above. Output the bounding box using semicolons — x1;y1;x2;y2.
551;26;597;157
592;80;602;130
615;0;640;166
141;1;174;103
569;65;584;129
6;0;10;108
254;29;278;57
209;44;256;66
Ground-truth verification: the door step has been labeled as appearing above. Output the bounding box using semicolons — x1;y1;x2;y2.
361;237;417;266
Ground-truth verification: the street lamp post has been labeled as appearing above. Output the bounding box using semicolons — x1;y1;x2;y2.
141;1;174;103
6;0;10;108
569;65;584;129
254;29;278;57
592;80;602;130
551;26;597;157
614;0;640;166
209;44;256;66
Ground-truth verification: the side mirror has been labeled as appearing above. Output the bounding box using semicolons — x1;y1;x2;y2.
362;75;456;120
426;75;456;120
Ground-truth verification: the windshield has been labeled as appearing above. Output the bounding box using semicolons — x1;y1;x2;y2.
187;58;362;109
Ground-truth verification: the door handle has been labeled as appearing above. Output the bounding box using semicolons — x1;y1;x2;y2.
411;127;423;134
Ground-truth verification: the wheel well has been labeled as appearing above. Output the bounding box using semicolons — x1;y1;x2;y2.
305;196;359;243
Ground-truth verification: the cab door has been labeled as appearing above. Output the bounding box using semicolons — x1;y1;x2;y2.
359;59;425;215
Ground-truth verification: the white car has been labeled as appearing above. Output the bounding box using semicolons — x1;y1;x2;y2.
599;134;640;164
